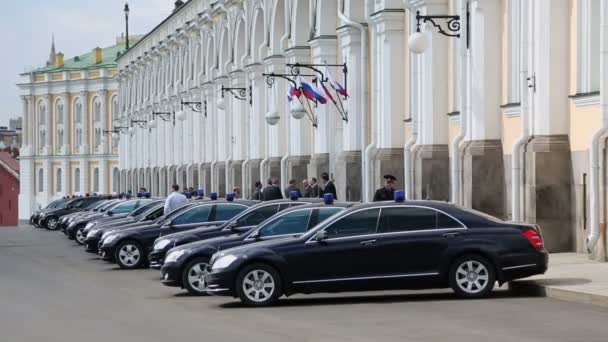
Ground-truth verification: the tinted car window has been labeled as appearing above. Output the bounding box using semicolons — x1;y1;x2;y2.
130;201;162;216
379;207;459;233
110;201;139;214
172;205;212;225
235;204;279;227
257;210;312;238
215;204;248;221
69;199;85;209
437;212;463;229
324;208;380;238
317;208;343;222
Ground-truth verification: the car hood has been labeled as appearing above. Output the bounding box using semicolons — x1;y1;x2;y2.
214;237;299;257
170;233;244;254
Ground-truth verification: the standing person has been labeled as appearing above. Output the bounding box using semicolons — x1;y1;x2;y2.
373;175;397;202
250;181;263;200
284;179;302;198
232;187;241;198
319;172;337;200
302;179;311;197
164;184;188;215
263;178;283;201
309;177;320;198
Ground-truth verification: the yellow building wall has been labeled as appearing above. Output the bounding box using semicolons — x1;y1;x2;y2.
570;104;601;152
502;114;521;156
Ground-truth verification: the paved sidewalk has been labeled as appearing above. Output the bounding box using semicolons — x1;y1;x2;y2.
511;253;608;308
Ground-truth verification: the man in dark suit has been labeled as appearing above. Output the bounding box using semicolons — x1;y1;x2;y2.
319;172;337;200
309;177;320;198
250;181;263;200
262;177;283;201
284;179;302;198
373;175;397;202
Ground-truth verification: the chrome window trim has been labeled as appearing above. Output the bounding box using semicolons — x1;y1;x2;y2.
292;272;440;284
305;205;468;244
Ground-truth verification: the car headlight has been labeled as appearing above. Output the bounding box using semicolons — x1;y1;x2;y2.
40;213;47;218
87;229;100;238
103;234;120;245
154;239;172;250
165;249;189;263
211;254;238;271
68;221;77;228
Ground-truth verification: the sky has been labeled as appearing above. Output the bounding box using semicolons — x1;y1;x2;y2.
0;0;175;127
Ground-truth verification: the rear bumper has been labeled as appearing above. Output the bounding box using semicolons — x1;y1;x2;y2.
499;250;548;282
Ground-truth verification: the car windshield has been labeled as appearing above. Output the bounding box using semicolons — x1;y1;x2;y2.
108;200;140;215
86;200;105;210
155;203;197;224
140;205;165;221
221;203;281;230
100;201;121;212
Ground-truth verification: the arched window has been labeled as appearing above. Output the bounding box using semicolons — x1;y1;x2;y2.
38;169;44;192
38;102;47;150
56;168;62;193
111;97;119;149
93;98;102;149
74;99;83;148
55;100;65;150
74;168;81;193
93;168;100;193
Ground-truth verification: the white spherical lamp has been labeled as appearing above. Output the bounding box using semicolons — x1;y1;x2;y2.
148;118;157;129
111;132;119;141
408;31;429;54
175;110;187;122
290;101;306;120
265;111;280;126
217;97;226;111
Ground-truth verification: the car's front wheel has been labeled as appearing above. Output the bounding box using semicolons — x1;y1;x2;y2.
115;241;145;269
75;228;86;245
46;217;58;230
182;257;211;296
449;254;496;299
235;263;282;307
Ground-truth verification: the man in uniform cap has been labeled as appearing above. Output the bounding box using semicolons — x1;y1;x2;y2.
373;175;397;202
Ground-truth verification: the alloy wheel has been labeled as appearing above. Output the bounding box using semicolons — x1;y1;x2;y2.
455;260;489;294
242;269;275;303
187;262;209;292
75;229;85;244
47;218;58;230
118;244;141;267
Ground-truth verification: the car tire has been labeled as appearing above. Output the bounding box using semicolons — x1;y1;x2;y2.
235;263;282;307
46;216;59;230
75;227;86;245
449;254;496;299
115;240;146;269
182;257;211;296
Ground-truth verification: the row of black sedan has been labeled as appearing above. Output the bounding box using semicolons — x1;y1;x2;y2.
30;192;548;306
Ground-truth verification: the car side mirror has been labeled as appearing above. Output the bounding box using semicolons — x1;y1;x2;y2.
250;230;262;240
229;221;238;231
314;230;328;242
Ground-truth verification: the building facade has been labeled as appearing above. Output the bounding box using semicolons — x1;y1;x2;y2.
17;39;127;218
115;0;607;259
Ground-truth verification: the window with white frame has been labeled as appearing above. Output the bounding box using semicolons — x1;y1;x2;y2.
56;168;62;193
55;100;65;150
93;98;102;149
38;169;44;192
93;168;100;193
74;168;81;193
576;0;601;94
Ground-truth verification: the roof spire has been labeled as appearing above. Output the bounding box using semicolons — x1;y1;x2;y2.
48;34;56;66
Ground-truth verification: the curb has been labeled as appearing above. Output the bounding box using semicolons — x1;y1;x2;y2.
510;281;608;308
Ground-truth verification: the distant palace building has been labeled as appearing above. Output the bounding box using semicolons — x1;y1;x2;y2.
17;36;138;217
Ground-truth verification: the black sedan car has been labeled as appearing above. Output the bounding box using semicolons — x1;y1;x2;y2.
99;200;255;269
39;196;105;230
82;201;165;252
148;199;322;269
63;200;120;235
31;198;71;227
205;199;548;306
58;199;111;232
161;202;348;295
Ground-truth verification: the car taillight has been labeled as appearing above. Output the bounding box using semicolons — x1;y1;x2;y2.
522;229;543;249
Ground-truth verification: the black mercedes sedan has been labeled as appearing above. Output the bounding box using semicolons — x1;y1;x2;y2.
205;199;548;306
31;198;71;227
99;200;255;269
83;201;165;252
161;202;348;295
39;196;106;230
148;198;323;269
58;200;112;232
64;200;120;236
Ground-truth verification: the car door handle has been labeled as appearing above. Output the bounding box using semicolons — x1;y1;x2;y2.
360;239;377;246
442;232;460;239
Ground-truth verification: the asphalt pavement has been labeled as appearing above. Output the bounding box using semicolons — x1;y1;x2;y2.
1;225;608;342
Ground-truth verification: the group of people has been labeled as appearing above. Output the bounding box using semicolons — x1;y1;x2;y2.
250;172;337;202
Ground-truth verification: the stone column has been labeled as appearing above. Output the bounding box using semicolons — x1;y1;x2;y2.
62;159;69;195
370;7;407;197
99;159;108;194
264;56;290;181
523;0;572;252
21;96;29;151
79;91;89;155
461;0;505;218
27;96;34;152
245;63;265;192
80;159;89;195
229;71;247;194
336;25;364;202
284;47;313;185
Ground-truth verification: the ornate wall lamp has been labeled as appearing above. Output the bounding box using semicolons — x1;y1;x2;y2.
408;9;470;54
217;85;252;110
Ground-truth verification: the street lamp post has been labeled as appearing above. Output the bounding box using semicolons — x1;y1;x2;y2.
124;2;130;50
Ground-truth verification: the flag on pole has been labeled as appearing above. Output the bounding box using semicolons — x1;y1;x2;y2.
325;64;348;97
287;85;301;102
300;77;327;104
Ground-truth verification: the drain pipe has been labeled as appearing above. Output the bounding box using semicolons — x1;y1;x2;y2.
338;1;371;202
279;8;292;197
511;0;531;221
587;0;608;253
